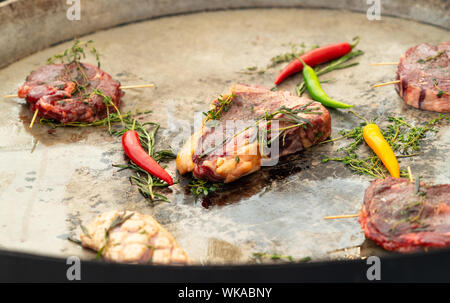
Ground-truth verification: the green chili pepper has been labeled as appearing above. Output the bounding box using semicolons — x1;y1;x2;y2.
297;57;353;109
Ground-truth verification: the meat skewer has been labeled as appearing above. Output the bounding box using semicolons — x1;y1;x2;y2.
359;176;450;252
325;163;450;253
18;83;154;129
325;177;450;252
3;62;155;129
370;42;449;113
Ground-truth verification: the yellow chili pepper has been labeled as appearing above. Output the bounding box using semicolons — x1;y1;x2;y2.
363;123;400;178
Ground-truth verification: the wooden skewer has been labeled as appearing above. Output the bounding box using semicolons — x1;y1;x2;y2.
370;62;399;66
3;83;155;99
29;109;39;129
3;94;18;98
326;168;416;221
120;84;154;89
370;80;401;88
407;166;414;182
324;214;359;220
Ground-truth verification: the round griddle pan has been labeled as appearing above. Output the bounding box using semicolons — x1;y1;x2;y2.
0;0;449;281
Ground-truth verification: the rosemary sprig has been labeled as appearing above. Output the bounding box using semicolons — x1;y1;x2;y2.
43;107;174;203
296;50;364;96
322;114;448;179
112;117;176;203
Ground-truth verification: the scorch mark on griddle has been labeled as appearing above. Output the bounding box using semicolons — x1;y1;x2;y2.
418;88;426;109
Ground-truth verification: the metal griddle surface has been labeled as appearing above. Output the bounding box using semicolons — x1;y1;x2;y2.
0;8;448;264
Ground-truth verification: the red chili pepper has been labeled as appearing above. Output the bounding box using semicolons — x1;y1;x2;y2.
122;130;173;186
274;40;357;85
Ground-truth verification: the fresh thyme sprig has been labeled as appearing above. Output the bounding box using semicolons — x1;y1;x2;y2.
188;178;221;197
417;50;444;64
203;94;235;122
47;39;101;67
432;78;449;97
47;39;103;99
322;113;448;179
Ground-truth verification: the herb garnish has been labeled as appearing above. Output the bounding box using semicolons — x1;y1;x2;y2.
44;40;125;128
39;88;124;132
47;39;102;96
417;50;444;64
322;113;448;179
40;111;129;129
203;94;235;122
390;197;428;235
188;178;221;197
47;39;101;67
432;78;449;97
44;108;175;202
43;107;174;202
199;102;321;159
112;118;176;203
